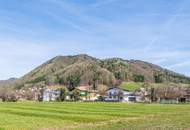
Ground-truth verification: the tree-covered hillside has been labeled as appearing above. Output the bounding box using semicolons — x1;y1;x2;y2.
1;54;190;89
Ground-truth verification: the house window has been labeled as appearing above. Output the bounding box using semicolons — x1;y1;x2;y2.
128;97;136;102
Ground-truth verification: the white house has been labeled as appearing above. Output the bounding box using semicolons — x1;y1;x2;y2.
105;87;123;101
122;91;136;102
105;87;136;102
43;89;60;102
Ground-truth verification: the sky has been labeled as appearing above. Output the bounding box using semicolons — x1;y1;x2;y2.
0;0;190;79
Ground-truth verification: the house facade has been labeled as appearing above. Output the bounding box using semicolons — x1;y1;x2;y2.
76;85;99;101
122;91;136;102
42;85;138;102
105;87;136;102
105;88;123;101
43;89;60;101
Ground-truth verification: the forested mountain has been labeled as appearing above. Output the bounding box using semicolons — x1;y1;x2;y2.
1;54;190;89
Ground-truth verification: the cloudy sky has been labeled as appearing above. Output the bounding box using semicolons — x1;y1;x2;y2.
0;0;190;79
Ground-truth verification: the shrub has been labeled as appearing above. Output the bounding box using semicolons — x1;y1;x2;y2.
133;74;144;82
154;74;162;83
67;75;80;91
27;75;46;84
58;88;67;101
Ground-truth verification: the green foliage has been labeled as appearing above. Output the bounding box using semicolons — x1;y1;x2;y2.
15;84;24;90
102;59;128;81
73;89;80;101
154;74;163;83
133;74;144;82
67;75;80;91
91;65;100;90
58;88;67;101
37;89;44;102
115;72;122;80
27;75;46;84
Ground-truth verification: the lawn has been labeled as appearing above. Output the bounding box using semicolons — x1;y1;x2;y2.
119;82;142;91
119;82;190;91
0;102;190;130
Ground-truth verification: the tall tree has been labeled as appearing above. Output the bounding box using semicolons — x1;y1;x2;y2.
67;75;80;91
58;88;67;101
92;65;100;90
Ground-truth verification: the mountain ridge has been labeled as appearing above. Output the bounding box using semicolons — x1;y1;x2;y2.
1;54;190;89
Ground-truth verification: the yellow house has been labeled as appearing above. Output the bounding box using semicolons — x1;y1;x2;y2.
76;85;99;101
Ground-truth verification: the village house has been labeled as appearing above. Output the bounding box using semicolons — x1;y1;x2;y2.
134;86;190;104
43;85;65;102
42;84;140;102
122;90;137;102
155;87;190;104
43;89;60;101
76;84;100;101
43;83;100;102
105;87;123;102
105;87;136;102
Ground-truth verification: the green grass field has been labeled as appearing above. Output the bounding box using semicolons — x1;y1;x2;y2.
119;82;141;91
0;102;190;130
119;82;190;92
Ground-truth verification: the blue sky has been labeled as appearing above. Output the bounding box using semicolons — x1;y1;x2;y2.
0;0;190;79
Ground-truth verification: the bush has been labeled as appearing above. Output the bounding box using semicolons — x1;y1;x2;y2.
58;88;67;101
133;74;144;82
67;75;80;91
27;75;46;84
73;89;80;101
154;74;163;83
0;88;18;102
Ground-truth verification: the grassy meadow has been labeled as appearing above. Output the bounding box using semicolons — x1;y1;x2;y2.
119;82;190;91
0;102;190;130
119;82;142;91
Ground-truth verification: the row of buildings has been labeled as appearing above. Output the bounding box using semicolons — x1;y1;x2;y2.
43;85;137;103
14;83;190;104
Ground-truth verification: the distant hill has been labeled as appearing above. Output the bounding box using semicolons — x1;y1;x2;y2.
1;54;190;89
0;78;17;88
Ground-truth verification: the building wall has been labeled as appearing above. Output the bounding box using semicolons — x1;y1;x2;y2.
105;88;123;101
43;89;60;102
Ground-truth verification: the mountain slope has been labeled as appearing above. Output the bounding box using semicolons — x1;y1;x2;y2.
0;78;17;88
2;54;190;89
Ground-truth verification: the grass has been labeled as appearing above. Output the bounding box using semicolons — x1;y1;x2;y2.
119;82;142;91
0;102;190;130
119;82;190;92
